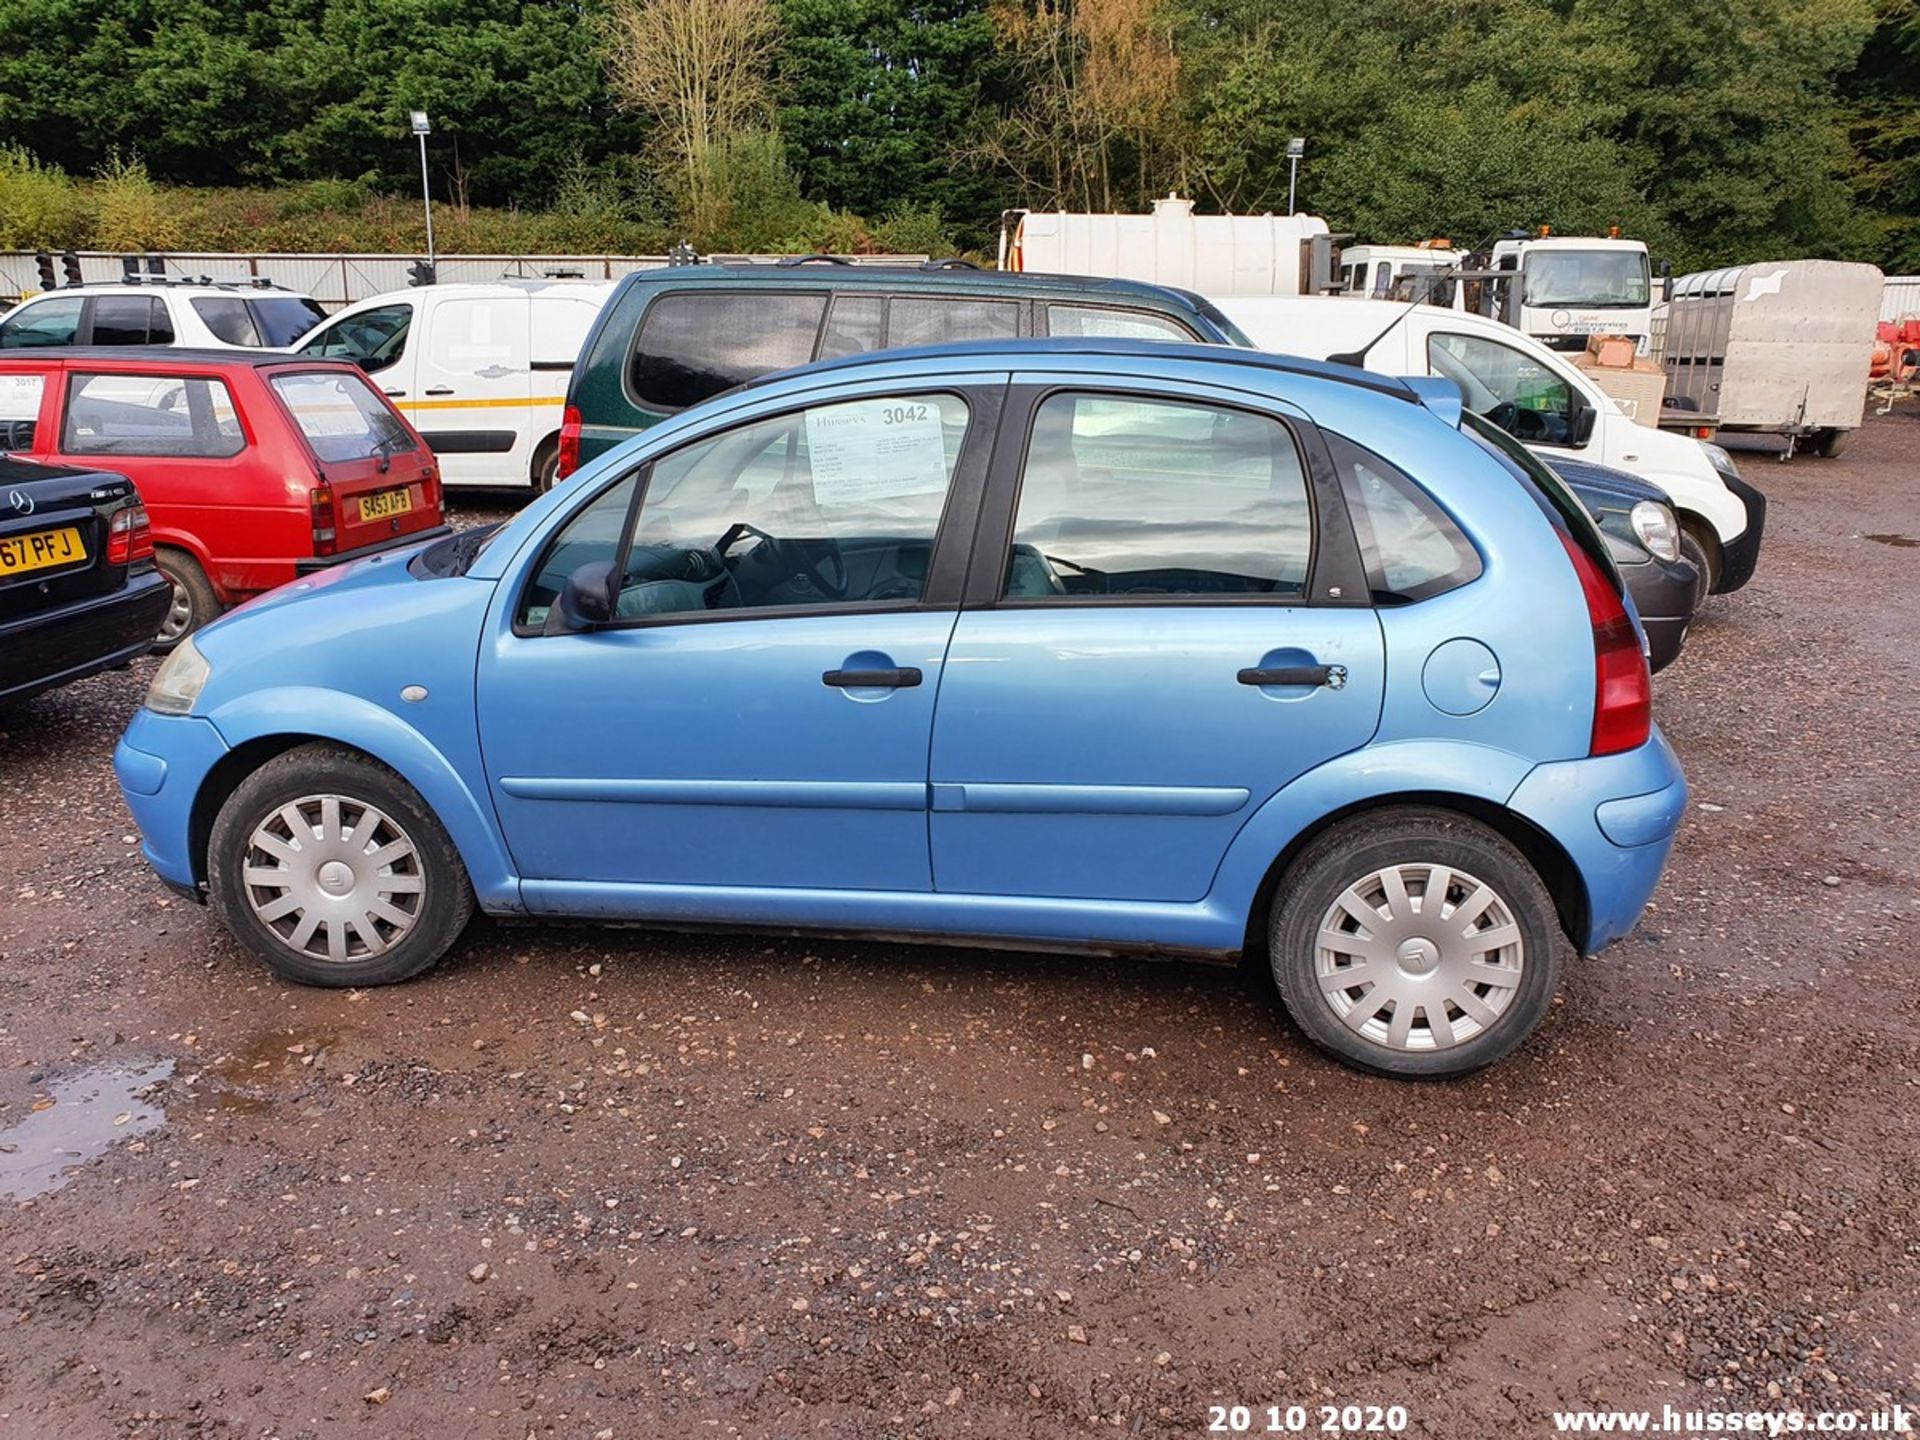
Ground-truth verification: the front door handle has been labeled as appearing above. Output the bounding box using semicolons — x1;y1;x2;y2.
423;386;456;396
383;388;406;398
1238;664;1347;689
823;667;922;689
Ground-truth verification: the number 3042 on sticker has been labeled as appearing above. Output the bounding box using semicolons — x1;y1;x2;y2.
1208;1404;1411;1434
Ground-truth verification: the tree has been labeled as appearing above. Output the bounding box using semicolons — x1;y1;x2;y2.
598;0;782;230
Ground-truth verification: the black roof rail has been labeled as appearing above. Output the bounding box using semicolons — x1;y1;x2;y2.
774;254;855;267
919;258;981;271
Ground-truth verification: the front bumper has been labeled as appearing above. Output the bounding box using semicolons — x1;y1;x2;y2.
294;526;452;575
113;708;232;893
1616;553;1699;673
1507;728;1688;954
0;571;171;705
1712;473;1766;593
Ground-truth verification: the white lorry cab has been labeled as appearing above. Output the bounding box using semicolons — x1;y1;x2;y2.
1215;295;1765;598
1338;243;1467;305
999;195;1340;297
291;279;615;490
1475;234;1655;353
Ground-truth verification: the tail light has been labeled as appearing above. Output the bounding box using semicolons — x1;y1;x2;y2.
1559;531;1650;756
310;482;338;557
107;504;153;566
556;405;582;480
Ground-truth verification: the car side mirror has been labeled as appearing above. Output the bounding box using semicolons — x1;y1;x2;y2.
550;560;615;633
1572;399;1598;447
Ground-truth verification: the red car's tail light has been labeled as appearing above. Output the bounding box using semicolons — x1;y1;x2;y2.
310;482;338;557
1559;531;1651;756
556;405;582;480
107;504;153;566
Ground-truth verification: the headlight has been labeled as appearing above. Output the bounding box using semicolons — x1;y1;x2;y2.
1699;441;1740;479
145;635;210;715
1630;500;1681;563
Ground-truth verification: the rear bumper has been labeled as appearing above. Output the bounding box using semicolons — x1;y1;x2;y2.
1713;473;1766;593
0;571;170;704
114;707;232;892
1507;729;1688;954
294;526;451;575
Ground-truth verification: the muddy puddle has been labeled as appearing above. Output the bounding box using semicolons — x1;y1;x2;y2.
0;1059;172;1202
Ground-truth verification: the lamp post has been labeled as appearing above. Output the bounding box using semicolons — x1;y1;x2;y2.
411;110;435;271
1286;137;1306;216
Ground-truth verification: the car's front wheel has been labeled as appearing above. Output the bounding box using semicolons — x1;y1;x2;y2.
1269;808;1563;1077
208;743;474;987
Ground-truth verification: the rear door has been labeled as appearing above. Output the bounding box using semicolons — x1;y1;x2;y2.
410;292;533;486
267;368;442;555
929;378;1386;903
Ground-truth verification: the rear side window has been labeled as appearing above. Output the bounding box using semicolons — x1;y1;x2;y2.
193;297;261;347
63;373;243;457
629;292;826;412
1325;433;1480;604
817;294;885;360
0;296;84;349
1004;393;1312;600
90;295;172;346
272;370;417;464
1045;305;1195;341
887;297;1018;349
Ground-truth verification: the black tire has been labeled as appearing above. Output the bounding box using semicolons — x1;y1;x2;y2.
1811;427;1853;459
1268;808;1564;1078
153;547;220;652
208;742;474;988
532;437;560;494
1677;524;1716;607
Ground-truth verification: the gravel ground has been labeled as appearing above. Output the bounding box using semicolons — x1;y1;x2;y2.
0;419;1915;1439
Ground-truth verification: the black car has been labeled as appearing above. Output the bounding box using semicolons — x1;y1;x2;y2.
0;457;171;705
1547;457;1699;673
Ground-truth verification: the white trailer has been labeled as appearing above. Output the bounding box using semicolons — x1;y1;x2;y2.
1660;259;1884;457
999;195;1339;296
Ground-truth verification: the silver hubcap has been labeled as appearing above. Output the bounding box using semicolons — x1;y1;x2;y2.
158;575;195;643
241;794;425;964
1315;862;1525;1052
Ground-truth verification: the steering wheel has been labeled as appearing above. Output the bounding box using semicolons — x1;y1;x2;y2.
715;521;848;600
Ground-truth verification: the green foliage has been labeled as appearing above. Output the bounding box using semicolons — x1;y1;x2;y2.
0;145;87;249
92;153;181;252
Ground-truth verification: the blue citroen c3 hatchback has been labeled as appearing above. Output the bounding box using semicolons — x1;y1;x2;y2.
114;340;1685;1077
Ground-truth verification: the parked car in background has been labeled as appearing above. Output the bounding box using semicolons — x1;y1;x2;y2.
116;339;1686;1078
1;456;170;705
293;280;615;492
1215;296;1766;601
0;350;447;646
0;279;327;353
1545;457;1697;673
559;260;1251;477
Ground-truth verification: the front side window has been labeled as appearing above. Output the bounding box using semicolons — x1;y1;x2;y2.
63;373;243;457
629;292;826;412
271;370;417;464
1045;305;1195;341
1003;393;1312;601
250;296;330;348
90;295;172;346
193;296;261;347
298;303;413;375
1428;333;1576;445
1326;433;1480;604
520;392;969;629
0;296;83;349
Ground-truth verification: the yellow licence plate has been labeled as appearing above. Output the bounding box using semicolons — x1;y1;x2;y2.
0;525;87;578
359;488;414;522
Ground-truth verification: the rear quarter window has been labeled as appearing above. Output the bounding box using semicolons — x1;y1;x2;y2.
1326;433;1481;604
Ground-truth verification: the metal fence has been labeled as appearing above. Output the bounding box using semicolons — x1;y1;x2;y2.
0;250;928;310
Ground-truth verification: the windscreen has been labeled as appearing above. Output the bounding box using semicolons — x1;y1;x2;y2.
1521;251;1651;309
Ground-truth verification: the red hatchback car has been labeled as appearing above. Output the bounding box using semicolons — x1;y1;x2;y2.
0;349;447;645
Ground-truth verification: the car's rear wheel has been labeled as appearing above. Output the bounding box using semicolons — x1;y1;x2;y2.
154;548;220;652
532;437;560;494
208;743;474;987
1268;808;1563;1077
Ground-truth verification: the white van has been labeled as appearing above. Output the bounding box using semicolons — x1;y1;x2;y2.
292;279;615;490
1215;295;1764;596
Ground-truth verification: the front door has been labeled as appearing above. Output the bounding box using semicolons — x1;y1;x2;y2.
411;293;532;487
478;386;989;900
930;384;1386;903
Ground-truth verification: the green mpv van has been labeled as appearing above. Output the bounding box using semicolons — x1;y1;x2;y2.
555;259;1252;479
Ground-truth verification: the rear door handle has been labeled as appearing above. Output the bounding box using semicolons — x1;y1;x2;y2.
423;386;456;396
1238;664;1347;689
823;667;922;689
